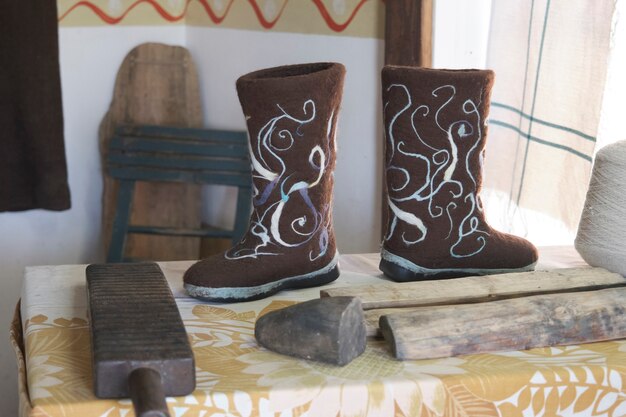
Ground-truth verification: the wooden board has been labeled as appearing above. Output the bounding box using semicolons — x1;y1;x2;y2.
365;305;484;338
321;267;626;310
364;307;416;338
100;43;203;261
384;0;433;67
86;262;194;398
380;287;626;360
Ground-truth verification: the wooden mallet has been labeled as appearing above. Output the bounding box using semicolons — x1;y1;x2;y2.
86;263;195;417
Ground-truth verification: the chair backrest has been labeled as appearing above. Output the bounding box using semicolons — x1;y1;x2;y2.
108;125;251;187
105;124;252;263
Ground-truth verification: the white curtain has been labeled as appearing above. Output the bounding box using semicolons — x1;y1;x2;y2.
482;0;616;244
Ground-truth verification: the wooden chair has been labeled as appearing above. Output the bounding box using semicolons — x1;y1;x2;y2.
105;125;252;263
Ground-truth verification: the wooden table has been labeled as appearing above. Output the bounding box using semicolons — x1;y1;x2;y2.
13;248;626;417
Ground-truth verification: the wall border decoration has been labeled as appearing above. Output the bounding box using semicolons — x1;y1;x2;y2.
57;0;384;38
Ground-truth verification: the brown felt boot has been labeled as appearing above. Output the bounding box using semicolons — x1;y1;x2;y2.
184;63;345;302
380;66;538;282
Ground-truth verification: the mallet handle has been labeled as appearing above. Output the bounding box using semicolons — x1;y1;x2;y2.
129;368;170;417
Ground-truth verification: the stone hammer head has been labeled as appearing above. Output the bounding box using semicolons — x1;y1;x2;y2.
254;296;366;366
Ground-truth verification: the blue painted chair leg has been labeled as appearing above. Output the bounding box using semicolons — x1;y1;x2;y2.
232;186;252;244
107;180;135;263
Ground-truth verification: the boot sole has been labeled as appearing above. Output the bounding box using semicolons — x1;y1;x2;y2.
185;254;340;303
380;249;537;282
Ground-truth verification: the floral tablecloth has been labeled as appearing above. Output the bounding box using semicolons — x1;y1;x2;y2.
12;248;626;417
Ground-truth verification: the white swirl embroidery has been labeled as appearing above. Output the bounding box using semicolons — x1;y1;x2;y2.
226;99;332;261
384;84;490;258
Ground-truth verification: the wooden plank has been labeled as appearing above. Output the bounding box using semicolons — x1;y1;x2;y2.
380;287;626;360
117;125;248;144
384;0;433;66
419;0;433;66
233;185;253;241
107;153;250;173
109;136;248;157
321;268;626;310
128;225;234;239
107;180;135;262
364;307;414;338
365;305;473;338
107;166;252;187
100;43;204;262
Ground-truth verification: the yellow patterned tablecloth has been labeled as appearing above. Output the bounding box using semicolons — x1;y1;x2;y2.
12;248;626;417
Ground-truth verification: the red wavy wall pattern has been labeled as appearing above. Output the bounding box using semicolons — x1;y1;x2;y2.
247;0;288;29
58;0;372;32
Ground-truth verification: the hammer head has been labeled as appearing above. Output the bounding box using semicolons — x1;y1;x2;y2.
255;296;366;366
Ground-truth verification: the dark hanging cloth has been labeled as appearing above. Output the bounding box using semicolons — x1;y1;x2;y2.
0;0;71;211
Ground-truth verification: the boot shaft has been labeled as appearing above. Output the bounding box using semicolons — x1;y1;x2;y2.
382;66;494;200
232;63;346;259
237;63;344;206
382;66;495;258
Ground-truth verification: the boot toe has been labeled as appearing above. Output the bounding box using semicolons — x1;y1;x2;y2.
485;231;538;270
183;256;222;288
512;235;539;267
182;261;204;287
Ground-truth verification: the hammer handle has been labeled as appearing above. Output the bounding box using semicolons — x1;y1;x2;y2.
129;368;170;417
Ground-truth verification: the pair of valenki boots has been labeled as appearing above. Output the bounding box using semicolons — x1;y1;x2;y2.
184;63;538;302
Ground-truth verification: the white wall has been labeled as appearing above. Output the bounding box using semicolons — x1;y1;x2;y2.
0;25;185;416
433;0;492;69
